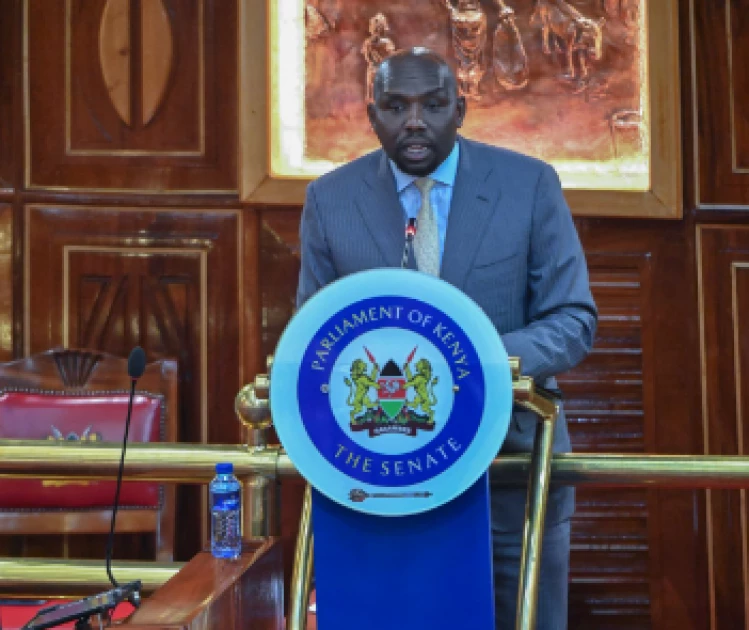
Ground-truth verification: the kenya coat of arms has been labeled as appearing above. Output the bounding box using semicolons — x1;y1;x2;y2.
344;347;438;437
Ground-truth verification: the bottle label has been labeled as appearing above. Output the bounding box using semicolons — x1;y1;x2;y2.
212;490;240;510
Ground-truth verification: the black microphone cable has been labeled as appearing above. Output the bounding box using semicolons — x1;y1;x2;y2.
105;346;147;588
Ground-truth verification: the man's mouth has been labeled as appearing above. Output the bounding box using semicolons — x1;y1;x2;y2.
400;144;431;161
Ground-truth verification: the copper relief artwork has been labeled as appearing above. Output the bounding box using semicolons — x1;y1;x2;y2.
273;0;647;191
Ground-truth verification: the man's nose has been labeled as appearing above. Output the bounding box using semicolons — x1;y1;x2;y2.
405;105;427;131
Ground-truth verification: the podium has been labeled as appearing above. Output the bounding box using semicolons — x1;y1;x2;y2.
267;269;560;630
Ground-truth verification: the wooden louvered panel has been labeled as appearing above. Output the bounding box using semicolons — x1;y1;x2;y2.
561;253;653;627
570;494;651;629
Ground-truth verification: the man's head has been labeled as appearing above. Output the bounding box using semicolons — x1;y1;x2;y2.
367;48;466;177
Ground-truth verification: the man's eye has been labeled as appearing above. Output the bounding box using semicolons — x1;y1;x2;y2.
388;103;405;112
426;101;442;111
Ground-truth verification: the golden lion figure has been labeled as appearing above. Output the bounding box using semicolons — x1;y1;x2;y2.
404;358;439;424
344;358;380;423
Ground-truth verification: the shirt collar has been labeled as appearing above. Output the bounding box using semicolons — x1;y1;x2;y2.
388;142;460;193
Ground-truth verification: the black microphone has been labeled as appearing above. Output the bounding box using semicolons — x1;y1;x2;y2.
402;218;417;269
105;346;146;588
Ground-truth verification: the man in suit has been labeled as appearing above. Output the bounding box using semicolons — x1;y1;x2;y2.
296;48;597;630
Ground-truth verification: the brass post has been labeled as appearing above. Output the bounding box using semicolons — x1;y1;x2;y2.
510;360;560;630
288;485;314;630
514;412;558;630
235;369;279;539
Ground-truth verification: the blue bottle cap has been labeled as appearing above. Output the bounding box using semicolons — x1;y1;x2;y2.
216;462;233;474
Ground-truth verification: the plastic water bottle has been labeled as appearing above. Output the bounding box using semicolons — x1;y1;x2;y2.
210;462;242;559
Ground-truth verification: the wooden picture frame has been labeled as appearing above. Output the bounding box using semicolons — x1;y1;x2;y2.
240;0;681;219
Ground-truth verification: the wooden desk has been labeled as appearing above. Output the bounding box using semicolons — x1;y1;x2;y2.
121;539;282;629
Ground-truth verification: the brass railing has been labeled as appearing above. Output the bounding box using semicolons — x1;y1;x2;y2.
6;441;749;488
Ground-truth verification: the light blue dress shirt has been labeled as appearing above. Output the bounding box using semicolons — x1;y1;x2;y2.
388;142;460;263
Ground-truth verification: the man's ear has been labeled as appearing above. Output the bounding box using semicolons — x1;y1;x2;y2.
455;95;467;128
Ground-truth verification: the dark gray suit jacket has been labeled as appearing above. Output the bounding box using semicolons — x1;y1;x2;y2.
296;137;597;531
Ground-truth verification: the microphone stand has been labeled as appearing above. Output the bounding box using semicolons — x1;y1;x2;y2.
21;348;146;630
105;376;137;589
103;346;146;606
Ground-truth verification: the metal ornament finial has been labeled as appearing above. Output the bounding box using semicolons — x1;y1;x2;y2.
235;379;272;431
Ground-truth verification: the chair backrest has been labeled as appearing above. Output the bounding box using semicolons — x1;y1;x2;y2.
0;348;178;561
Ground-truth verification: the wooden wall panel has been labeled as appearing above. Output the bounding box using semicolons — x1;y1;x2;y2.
0;0;19;192
732;5;749;174
24;204;243;444
692;0;749;207
698;225;749;630
0;205;12;361
24;0;237;193
259;208;300;360
258;207;307;606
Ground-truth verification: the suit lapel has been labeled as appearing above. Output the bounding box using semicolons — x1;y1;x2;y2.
357;151;407;268
441;138;502;289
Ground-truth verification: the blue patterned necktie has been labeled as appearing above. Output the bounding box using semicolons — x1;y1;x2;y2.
413;178;439;276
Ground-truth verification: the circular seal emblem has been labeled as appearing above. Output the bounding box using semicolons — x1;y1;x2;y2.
271;269;512;516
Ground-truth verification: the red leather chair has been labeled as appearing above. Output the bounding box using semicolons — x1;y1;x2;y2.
0;348;178;562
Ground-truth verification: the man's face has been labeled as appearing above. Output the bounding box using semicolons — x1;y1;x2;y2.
367;57;466;177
